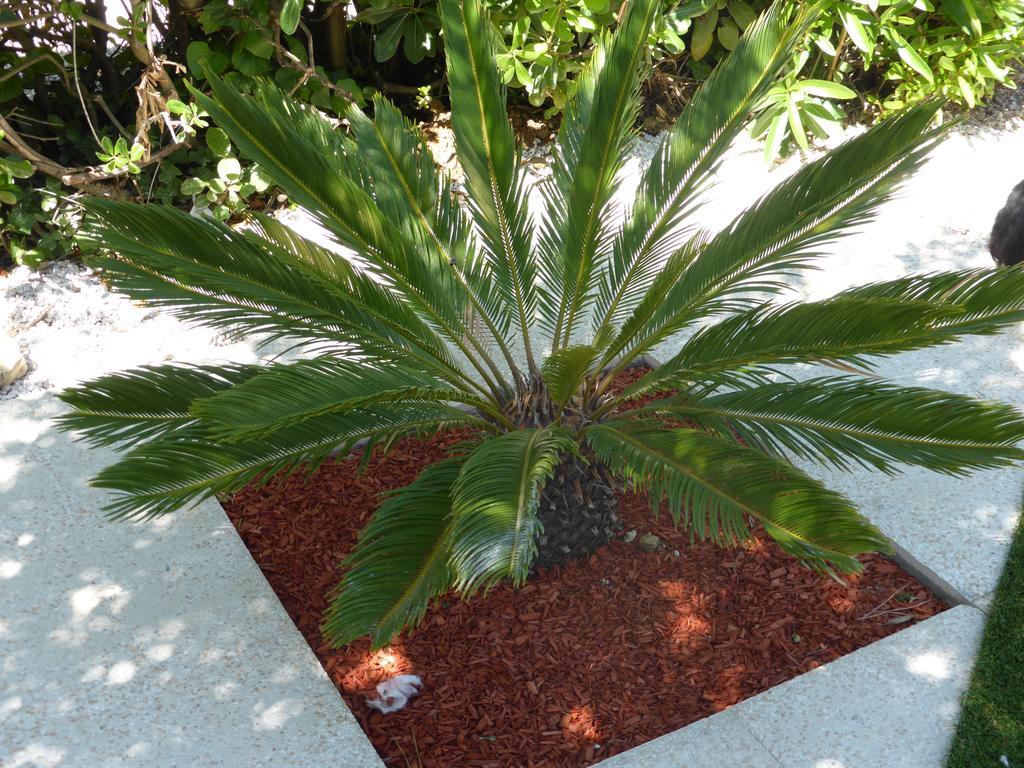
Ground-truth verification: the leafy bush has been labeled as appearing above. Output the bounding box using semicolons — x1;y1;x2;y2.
747;0;1024;157
0;0;371;267
58;0;1024;648
1;0;1021;265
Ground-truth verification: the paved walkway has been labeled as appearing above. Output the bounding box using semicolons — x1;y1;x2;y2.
1;394;383;768
3;112;1023;766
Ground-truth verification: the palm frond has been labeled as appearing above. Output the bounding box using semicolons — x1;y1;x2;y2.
55;364;259;448
541;345;599;407
538;0;660;349
80;198;498;396
324;457;464;649
449;427;576;592
591;1;815;345
633;377;1024;475
79;199;382;348
190;72;387;258
192;74;511;396
602;100;945;369
587;421;889;572
193;356;504;442
624;296;962;399
839;266;1024;336
438;0;538;371
93;405;488;521
346;96;524;383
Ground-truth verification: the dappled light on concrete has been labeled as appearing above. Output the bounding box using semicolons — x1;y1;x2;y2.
1;394;384;767
905;651;953;683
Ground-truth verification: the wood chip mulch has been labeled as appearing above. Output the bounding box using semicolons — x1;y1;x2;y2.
223;415;947;768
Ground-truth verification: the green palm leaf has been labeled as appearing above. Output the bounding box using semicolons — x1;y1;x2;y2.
540;0;660;349
449;427;576;591
346;96;524;382
592;1;815;346
193;356;504;442
636;297;960;395
601;100;945;370
635;377;1024;474
190;72;388;259
192;73;510;397
79;199;379;348
93;404;487;521
55;364;259;448
839;267;1024;336
541;345;600;408
438;0;538;370
324;457;465;649
587;422;890;571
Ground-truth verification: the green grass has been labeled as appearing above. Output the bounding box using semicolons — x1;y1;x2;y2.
946;509;1024;768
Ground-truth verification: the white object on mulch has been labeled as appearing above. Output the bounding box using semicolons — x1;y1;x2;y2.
365;674;423;714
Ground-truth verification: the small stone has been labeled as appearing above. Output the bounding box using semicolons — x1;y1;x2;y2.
622;530;637;544
672;549;680;558
638;533;661;553
0;339;27;386
791;633;801;643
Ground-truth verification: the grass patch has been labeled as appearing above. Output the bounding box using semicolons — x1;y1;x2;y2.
946;510;1024;767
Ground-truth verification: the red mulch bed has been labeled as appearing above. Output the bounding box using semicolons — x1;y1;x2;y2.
223;404;946;767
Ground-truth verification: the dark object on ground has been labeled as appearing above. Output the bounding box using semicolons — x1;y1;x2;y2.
945;510;1024;767
990;179;1024;266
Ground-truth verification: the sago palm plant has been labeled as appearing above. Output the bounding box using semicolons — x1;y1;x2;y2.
59;0;1024;649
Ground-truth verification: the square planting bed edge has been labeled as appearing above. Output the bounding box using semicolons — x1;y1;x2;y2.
220;385;961;768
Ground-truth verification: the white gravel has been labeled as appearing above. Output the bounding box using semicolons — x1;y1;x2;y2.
2;79;1023;401
0;262;279;400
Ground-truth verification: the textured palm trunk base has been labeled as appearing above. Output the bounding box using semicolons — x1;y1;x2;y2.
534;456;620;571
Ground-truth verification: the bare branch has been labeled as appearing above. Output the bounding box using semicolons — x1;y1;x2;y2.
0;113;187;188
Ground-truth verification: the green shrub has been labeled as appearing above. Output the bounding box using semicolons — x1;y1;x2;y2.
58;0;1024;649
1;0;1021;267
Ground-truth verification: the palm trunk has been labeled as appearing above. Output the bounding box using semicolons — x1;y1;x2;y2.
533;455;619;570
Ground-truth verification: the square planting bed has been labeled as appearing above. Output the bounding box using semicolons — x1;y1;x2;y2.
222;421;948;768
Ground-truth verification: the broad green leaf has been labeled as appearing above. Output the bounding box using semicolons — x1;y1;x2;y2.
957;75;976;108
217;157;242;182
206;127;231;157
691;9;719;60
717;18;740;50
280;0;302;35
0;156;33;178
840;8;873;53
891;31;934;83
763;108;788;161
374;18;405;62
727;0;758;30
794;79;857;99
787;97;809;150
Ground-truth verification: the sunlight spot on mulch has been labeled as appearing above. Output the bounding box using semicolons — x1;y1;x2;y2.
562;704;602;742
342;646;413;691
